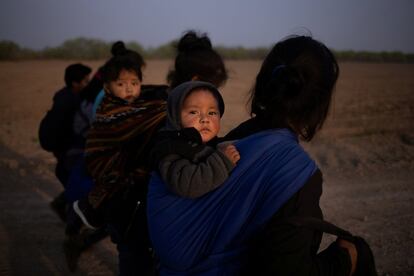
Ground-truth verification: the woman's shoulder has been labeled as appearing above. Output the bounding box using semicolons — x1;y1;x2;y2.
236;128;298;148
224;118;295;142
233;128;316;176
223;118;263;141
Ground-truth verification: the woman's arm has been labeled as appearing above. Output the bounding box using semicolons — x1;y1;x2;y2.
246;170;355;276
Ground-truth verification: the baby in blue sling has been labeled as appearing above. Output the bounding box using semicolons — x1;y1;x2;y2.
150;81;240;198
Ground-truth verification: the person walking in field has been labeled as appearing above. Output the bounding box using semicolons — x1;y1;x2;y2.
146;35;379;275
39;63;91;221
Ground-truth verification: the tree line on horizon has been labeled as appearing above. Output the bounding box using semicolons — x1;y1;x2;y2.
0;37;413;63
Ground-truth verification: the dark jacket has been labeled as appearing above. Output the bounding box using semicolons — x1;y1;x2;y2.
39;87;80;154
151;128;234;198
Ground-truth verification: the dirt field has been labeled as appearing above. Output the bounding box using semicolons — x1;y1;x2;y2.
0;60;413;275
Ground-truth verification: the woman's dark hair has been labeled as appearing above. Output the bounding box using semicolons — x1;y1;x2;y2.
102;54;143;83
167;30;228;89
111;40;146;68
111;41;127;56
250;35;339;141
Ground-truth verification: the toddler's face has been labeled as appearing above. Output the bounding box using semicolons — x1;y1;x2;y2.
105;69;141;103
180;89;221;143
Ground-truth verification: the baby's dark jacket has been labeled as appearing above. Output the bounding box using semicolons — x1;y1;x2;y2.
150;127;234;198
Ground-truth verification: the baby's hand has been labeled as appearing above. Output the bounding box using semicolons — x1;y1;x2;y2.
219;144;240;165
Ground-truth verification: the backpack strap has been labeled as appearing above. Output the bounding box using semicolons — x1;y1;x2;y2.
281;216;354;241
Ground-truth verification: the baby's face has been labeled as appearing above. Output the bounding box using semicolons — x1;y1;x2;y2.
180;89;221;143
105;69;141;103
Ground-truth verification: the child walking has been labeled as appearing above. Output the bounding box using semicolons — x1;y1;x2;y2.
150;81;240;198
39;63;92;221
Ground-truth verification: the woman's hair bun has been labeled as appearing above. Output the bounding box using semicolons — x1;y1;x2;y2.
111;41;127;56
177;30;212;52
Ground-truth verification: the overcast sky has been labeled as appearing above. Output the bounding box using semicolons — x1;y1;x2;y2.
1;0;413;52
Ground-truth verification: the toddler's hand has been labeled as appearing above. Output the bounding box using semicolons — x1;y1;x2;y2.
337;238;358;276
220;144;240;165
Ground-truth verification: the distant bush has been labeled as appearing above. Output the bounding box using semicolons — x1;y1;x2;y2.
0;41;20;59
145;40;176;59
0;38;413;63
216;46;269;60
333;50;414;63
0;41;37;60
40;38;111;60
125;41;146;57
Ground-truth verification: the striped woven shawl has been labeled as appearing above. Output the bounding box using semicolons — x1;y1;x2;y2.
85;92;167;208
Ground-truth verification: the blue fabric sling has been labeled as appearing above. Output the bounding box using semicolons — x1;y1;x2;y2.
147;129;317;275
